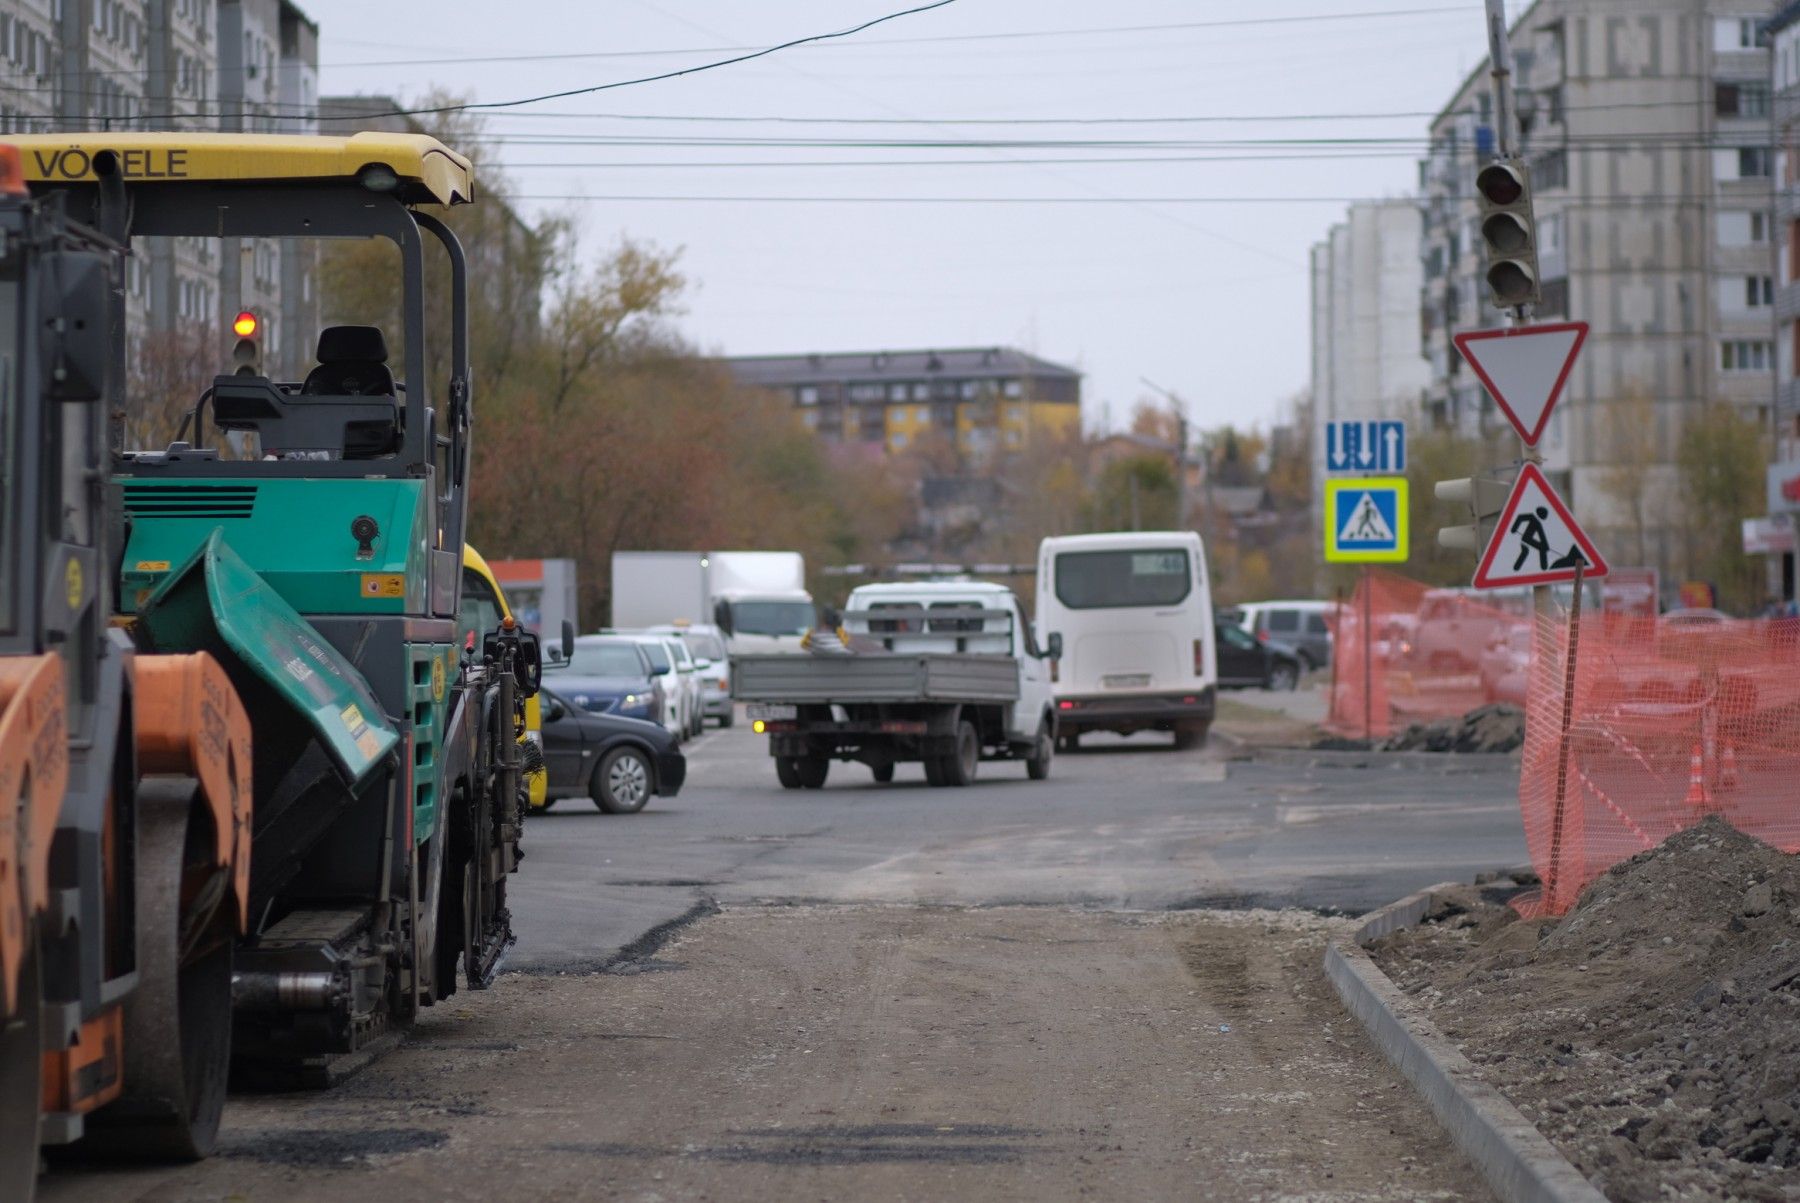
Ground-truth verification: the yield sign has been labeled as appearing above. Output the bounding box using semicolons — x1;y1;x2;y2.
1453;321;1588;446
1474;463;1609;589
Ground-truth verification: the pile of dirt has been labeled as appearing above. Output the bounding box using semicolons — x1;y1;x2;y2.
1371;815;1800;1201
1379;703;1524;754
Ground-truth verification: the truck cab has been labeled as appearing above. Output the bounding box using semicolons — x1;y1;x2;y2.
842;581;1055;739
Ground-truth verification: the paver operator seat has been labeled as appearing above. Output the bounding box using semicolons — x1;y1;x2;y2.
212;323;401;459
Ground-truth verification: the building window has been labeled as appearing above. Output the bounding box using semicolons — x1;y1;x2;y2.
889;383;907;402
1748;275;1775;307
911;383;929;401
1539;277;1569;317
1721;340;1772;372
1754;212;1770;243
1002;379;1023;398
1532;149;1568;189
890;432;909;449
1715;17;1759;51
797;386;819;406
848;382;885;402
1717;81;1771;118
1738;147;1774;179
1539;212;1563;255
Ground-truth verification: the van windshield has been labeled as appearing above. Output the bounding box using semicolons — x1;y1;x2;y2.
1055;549;1191;610
732;600;815;637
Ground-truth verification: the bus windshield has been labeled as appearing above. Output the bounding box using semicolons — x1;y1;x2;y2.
1054;549;1192;610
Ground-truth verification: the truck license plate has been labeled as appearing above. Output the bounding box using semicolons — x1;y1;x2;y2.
1103;673;1150;689
747;703;798;721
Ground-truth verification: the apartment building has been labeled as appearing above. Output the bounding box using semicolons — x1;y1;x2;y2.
1418;0;1779;577
724;348;1082;461
1308;199;1430;559
0;0;319;378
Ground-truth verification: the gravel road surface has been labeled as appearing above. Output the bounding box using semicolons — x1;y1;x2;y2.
40;717;1524;1201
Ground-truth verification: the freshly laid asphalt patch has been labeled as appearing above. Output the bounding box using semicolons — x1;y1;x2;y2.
41;905;1490;1202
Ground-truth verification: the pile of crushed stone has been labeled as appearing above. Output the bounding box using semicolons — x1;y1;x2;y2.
1380;703;1525;754
1371;816;1800;1202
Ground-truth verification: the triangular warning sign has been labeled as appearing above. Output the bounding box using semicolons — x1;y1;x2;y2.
1453;321;1588;446
1338;491;1395;543
1473;463;1609;589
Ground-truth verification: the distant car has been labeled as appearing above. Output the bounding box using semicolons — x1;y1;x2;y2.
1236;600;1334;671
545;636;662;724
1660;607;1731;629
538;687;686;813
1215;620;1303;691
1478;625;1531;705
663;635;706;739
618;634;685;738
649;622;733;727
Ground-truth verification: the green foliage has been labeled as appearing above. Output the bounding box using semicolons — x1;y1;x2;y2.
1083;454;1178;532
1677;404;1767;612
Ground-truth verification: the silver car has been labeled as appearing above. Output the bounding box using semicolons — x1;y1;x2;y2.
649;623;733;728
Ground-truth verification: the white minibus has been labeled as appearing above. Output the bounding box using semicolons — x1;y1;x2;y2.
1036;531;1216;750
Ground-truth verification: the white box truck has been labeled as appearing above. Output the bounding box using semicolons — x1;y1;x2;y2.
611;551;815;655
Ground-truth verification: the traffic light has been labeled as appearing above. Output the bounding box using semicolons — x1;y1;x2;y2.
231;309;261;376
1475;158;1540;310
1435;475;1513;553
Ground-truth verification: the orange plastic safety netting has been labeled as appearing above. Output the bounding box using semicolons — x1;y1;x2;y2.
1325;568;1528;740
1519;603;1800;913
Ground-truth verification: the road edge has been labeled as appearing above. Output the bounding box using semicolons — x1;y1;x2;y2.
1222;742;1520;772
1323;885;1608;1203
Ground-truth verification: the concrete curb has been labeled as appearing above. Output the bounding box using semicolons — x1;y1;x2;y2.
1324;885;1607;1203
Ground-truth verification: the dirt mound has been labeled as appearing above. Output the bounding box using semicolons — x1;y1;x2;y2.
1379;703;1524;754
1372;816;1800;1202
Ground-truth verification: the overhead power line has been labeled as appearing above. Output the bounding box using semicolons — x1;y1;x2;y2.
323;6;1472;69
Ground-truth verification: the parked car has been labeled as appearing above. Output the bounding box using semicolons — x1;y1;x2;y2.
1236;600;1334;670
663;635;706;739
538;687;686;813
1215;620;1303;691
1478;624;1531;705
618;633;686;739
545;636;662;724
649;622;734;727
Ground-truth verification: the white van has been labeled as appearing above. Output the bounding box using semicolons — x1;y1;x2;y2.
1036;531;1216;750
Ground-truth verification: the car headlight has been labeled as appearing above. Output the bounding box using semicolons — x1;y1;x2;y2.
573;694;592;707
622;694;641;708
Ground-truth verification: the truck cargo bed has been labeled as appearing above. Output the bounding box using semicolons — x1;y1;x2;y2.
733;653;1019;705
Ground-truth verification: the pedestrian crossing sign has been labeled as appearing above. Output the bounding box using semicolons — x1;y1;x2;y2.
1324;477;1409;563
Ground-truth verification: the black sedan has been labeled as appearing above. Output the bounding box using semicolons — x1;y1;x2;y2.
537;687;686;813
1215;622;1304;691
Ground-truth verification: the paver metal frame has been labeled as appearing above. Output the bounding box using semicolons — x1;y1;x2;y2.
1323;885;1607;1203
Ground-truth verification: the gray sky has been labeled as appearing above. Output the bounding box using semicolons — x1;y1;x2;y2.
307;1;1509;434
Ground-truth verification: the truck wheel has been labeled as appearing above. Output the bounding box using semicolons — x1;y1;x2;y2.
593;747;652;813
1173;724;1207;752
871;763;895;783
923;755;947;787
0;927;42;1200
1026;722;1053;781
93;780;232;1160
794;757;829;789
942;721;980;787
776;757;803;788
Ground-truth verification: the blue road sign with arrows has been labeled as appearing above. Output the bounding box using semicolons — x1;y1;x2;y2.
1326;420;1405;473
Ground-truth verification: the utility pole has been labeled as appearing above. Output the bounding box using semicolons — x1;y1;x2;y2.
1140;376;1192;529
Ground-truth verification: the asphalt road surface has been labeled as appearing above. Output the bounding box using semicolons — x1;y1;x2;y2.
41;715;1526;1202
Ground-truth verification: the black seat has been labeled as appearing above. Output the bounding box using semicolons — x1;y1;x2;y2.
302;325;396;398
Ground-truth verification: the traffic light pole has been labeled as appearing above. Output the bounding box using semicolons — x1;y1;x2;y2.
1482;0;1555;628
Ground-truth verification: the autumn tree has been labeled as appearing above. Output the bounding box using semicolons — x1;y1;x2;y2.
1677;403;1766;611
1591;383;1664;567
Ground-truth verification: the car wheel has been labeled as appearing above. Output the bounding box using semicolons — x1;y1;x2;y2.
941;720;979;787
1172;723;1206;751
871;762;895;783
718;707;735;729
1025;721;1053;781
1267;662;1299;692
593;746;653;813
536;796;558;812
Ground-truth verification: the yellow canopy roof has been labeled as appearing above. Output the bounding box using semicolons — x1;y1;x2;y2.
8;131;474;206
